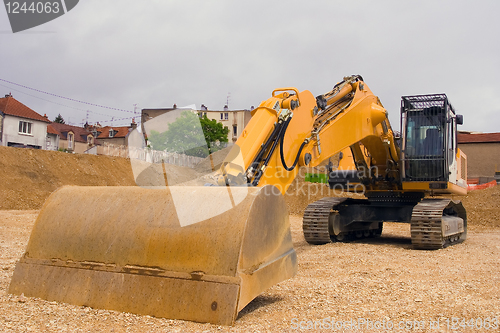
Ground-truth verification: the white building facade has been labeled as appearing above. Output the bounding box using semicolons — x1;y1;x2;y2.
0;95;50;149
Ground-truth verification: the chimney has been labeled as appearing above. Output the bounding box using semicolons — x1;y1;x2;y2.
131;119;137;130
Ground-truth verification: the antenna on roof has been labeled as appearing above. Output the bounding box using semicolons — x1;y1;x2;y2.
226;92;231;109
133;103;139;131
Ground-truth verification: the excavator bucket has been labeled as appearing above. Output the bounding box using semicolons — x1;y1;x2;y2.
9;184;297;325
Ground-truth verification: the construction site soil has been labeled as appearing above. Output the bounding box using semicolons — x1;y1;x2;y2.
0;146;499;332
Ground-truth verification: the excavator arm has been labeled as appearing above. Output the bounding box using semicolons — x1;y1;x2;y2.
217;75;401;193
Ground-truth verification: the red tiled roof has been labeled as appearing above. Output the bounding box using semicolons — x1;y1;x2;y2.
50;122;97;144
97;126;131;139
47;124;61;136
0;95;51;123
458;132;500;144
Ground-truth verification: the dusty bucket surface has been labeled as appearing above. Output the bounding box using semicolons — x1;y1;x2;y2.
9;185;297;325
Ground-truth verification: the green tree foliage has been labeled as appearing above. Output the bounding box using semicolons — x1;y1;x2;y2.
148;111;229;157
54;114;65;124
200;114;229;154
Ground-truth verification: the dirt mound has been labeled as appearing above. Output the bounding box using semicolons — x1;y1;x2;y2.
0;146;135;210
453;184;500;229
193;146;233;173
132;160;202;186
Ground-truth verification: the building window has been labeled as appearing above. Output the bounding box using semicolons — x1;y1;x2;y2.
233;125;237;137
68;133;74;150
109;129;115;138
87;135;94;146
18;121;32;135
224;112;229;120
220;113;224;120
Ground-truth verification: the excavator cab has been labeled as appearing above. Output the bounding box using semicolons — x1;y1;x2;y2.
401;94;464;187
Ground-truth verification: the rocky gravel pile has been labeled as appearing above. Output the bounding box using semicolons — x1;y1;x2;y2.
1;209;499;332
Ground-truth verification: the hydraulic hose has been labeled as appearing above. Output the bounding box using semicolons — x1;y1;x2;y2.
279;118;307;172
251;118;289;186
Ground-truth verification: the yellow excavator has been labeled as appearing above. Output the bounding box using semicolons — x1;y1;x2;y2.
9;75;467;325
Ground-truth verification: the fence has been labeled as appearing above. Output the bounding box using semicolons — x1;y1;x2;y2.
88;143;205;168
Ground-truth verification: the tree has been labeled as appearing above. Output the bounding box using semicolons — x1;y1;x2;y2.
148;130;169;151
200;114;229;154
54;114;65;124
148;110;229;157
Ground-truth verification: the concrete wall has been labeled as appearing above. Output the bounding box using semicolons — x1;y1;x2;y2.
458;142;500;178
98;137;128;147
1;115;47;149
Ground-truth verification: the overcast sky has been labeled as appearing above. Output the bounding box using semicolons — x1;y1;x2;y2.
1;0;499;132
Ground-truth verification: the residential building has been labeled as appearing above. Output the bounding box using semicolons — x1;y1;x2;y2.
199;108;252;142
50;122;97;154
95;121;137;146
141;107;176;135
458;131;500;179
0;93;51;149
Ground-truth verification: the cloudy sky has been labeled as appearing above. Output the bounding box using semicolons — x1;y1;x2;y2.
1;0;498;132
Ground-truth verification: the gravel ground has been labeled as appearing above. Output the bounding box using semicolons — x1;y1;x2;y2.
2;136;499;332
1;210;499;332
